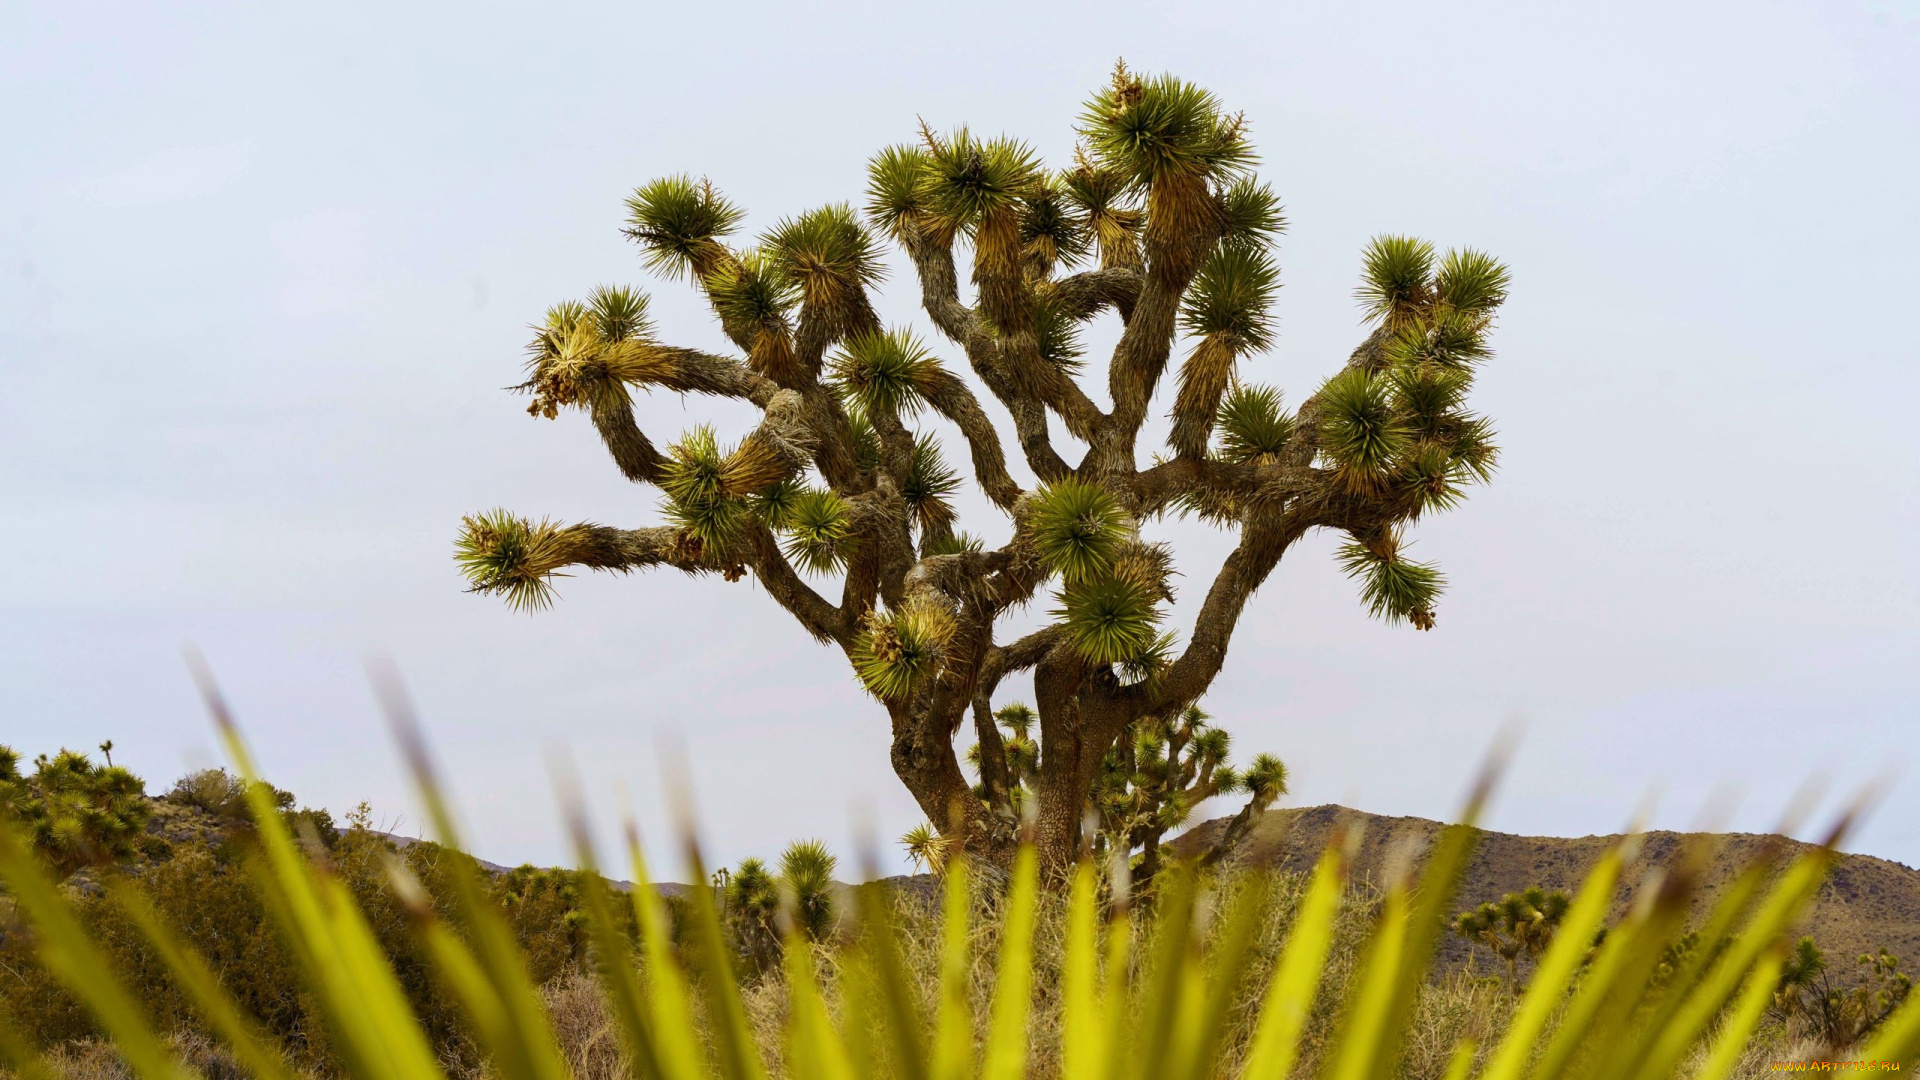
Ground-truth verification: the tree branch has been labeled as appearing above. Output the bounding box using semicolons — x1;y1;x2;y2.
1044;267;1142;323
586;400;667;484
1147;514;1312;711
743;525;845;643
901;232;1086;481
920;368;1023;509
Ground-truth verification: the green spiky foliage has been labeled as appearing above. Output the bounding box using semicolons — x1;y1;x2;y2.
830;328;938;417
1028;478;1130;583
851;598;957;702
1213;384;1294;465
9;716;1886;1080
1336;529;1446;631
781;488;855;575
1454;887;1574;983
0;745;152;881
457;64;1511;870
623;175;744;281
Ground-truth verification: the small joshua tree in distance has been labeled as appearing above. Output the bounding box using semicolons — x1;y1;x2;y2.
457;62;1511;870
1453;886;1572;984
942;700;1286;884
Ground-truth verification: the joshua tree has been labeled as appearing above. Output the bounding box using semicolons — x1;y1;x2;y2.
1453;886;1572;983
455;63;1511;870
0;745;153;881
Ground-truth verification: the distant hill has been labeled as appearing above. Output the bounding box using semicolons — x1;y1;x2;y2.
1171;804;1920;972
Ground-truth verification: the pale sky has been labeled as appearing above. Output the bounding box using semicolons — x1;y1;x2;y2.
3;1;1916;877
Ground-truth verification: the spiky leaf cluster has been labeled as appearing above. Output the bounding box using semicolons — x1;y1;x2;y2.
765;204;885;312
1078;63;1254;188
657;428;787;557
865;144;934;242
455;510;589;612
829;329;938;416
1019;179;1091;276
1028;479;1130;583
1054;570;1164;666
1318;367;1410;493
920;128;1043;237
925;531;984;556
776;838;838;942
1314;237;1509;523
521;290;676;419
1335;530;1445;630
1031;292;1087;372
703;250;802;378
1434;247;1511;316
1215;384;1295;465
902;436;961;534
1181;244;1279;352
1062;153;1144;269
1219;177;1287;252
1356;235;1436;327
780;488;854;575
623;175;743;281
851;598;957;701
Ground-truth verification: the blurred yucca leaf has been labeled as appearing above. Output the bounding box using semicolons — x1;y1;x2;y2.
1;695;1912;1080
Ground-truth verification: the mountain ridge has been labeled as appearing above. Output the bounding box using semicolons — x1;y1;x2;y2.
1171;803;1920;971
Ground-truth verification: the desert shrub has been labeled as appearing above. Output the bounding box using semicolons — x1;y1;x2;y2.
167;769;249;819
166;768;339;849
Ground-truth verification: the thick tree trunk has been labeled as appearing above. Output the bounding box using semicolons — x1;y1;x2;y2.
888;704;1015;866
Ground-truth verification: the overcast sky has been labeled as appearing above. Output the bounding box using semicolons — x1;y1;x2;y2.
3;1;1916;877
